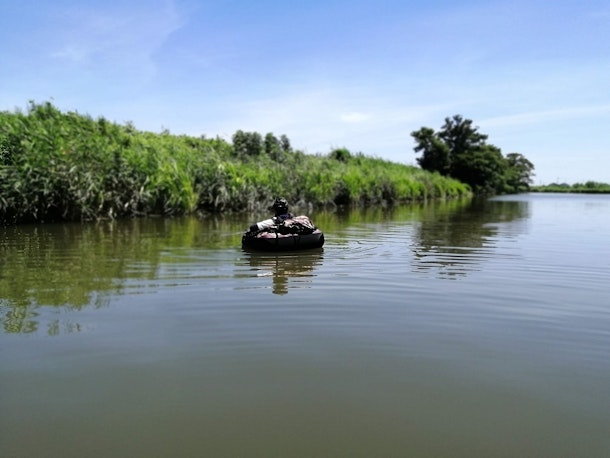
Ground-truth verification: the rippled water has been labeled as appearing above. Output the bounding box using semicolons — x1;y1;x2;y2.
1;194;609;457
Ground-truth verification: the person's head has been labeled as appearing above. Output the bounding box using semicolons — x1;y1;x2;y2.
271;197;289;215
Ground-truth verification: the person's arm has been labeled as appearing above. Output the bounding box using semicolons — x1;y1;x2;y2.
250;217;276;232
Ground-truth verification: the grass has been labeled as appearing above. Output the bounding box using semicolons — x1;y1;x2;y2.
1;101;472;224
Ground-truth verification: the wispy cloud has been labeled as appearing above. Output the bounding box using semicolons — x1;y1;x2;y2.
49;0;185;76
3;0;608;183
192;84;451;156
480;105;610;128
340;112;370;123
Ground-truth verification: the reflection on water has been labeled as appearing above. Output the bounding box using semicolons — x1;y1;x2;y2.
0;216;244;334
2;195;610;457
240;249;324;295
0;198;534;333
411;197;529;278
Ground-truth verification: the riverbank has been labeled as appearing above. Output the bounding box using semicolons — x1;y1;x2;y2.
1;102;471;225
531;182;610;193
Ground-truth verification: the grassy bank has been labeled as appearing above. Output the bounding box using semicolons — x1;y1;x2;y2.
1;102;471;224
531;182;610;193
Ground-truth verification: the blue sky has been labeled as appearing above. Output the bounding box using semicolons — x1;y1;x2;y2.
2;0;609;184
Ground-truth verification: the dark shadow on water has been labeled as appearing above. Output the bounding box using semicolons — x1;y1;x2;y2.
241;248;324;295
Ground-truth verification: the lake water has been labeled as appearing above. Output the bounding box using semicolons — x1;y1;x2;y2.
1;193;609;457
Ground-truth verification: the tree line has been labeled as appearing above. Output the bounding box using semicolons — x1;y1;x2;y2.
531;181;610;193
411;115;535;194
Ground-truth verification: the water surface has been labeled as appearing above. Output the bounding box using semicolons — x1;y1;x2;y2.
1;194;609;457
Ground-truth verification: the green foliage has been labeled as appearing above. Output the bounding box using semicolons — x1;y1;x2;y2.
452;144;506;194
232;131;293;163
504;153;535;193
1;101;472;224
411;115;535;194
263;132;293;162
329;147;352;162
412;127;451;175
532;181;610;193
231;130;262;157
279;134;292;153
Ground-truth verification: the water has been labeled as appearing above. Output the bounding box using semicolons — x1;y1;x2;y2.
1;194;609;457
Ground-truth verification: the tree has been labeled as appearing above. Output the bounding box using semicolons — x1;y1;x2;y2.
264;133;281;157
232;130;262;157
411;115;534;194
438;115;487;155
279;135;292;153
411;127;451;175
452;144;507;194
504;153;535;192
329;147;351;162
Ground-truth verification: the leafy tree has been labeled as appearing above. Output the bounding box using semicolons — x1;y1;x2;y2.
264;132;290;162
329;147;352;162
264;133;280;155
279;134;292;153
411;115;534;194
438;115;488;154
411;127;451;175
504;153;535;192
232;130;262;157
452;144;506;194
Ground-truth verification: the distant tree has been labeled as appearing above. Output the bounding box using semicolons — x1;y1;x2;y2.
584;180;603;189
329;147;352;162
232;130;262;157
411;127;451;175
452;144;507;194
279;134;292;153
264;132;280;155
264;132;294;161
411;115;535;194
438;115;488;155
504;153;535;192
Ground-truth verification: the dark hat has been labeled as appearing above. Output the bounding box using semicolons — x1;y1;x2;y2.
270;197;288;212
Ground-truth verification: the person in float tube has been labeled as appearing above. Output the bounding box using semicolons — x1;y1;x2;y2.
249;197;294;233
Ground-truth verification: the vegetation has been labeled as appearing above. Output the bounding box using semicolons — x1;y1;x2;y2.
411;115;535;194
531;181;610;193
0;101;471;224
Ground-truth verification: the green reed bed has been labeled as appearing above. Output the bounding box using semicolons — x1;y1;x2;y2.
1;102;471;224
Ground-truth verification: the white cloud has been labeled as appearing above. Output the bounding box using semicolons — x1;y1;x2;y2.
480;105;610;128
49;0;184;75
340;112;370;123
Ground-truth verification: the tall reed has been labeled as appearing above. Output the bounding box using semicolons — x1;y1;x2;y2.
1;102;471;224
